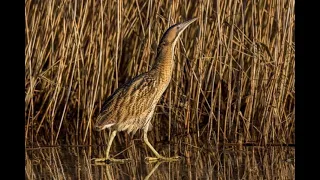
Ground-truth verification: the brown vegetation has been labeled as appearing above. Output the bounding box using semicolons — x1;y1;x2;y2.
25;0;295;147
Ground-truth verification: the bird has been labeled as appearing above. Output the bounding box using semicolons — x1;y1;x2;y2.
94;17;197;163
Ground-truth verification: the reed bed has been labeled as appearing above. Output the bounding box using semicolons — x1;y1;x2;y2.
25;0;295;147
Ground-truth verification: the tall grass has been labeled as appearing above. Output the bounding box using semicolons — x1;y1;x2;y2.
25;0;295;147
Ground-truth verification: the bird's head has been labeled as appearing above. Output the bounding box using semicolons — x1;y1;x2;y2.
159;18;198;48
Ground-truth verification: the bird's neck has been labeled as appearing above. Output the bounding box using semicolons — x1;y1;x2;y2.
152;45;174;84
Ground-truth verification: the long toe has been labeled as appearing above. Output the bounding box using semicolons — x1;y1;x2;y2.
94;158;131;164
145;156;181;163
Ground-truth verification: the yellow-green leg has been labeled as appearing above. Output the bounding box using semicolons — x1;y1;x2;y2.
144;123;180;162
95;130;131;164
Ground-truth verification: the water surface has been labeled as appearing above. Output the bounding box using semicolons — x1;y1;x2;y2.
25;143;294;179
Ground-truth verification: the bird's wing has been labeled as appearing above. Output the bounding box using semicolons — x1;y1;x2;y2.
96;71;158;125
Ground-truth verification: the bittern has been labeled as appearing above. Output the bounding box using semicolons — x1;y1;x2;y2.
94;18;197;163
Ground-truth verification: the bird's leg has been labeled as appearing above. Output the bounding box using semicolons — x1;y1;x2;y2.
105;130;117;159
143;123;180;163
94;130;131;164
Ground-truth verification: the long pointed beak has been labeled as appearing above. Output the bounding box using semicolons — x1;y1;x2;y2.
178;17;198;33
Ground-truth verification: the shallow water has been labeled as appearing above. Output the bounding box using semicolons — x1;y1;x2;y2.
25;142;294;179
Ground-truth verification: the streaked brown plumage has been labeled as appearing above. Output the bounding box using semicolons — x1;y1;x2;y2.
94;18;197;163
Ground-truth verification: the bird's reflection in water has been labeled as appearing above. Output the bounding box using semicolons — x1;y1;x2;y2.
25;146;295;179
99;161;165;180
95;157;172;180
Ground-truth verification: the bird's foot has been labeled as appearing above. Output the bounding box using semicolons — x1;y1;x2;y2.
93;157;131;164
145;156;181;163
